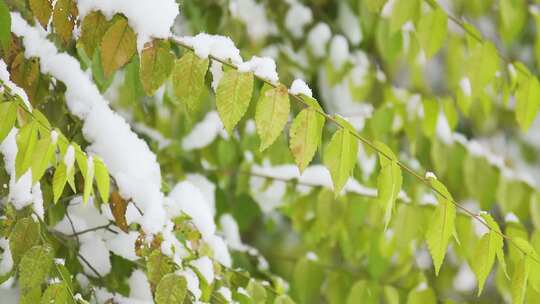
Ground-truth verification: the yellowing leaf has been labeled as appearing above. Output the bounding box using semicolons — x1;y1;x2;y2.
374;141;402;229
15;122;38;179
417;7;447;58
93;156;110;204
0;102;17;143
515;75;540;131
52;0;77;43
425;179;456;275
29;0;52;29
80;11;109;57
41;283;70;304
323;116;358;194
255;84;290;151
100;16;136;78
289;96;325;172
216;70;254;134
147;250;173;289
172;50;209;114
471;213;504;295
140;39;174;95
155;274;187;304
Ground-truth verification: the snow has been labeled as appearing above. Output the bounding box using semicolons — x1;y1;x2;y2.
0;60;31;109
210;61;224;92
78;237;111;277
178;268;201;300
238;56;279;84
425;171;437;179
330;35;349;69
64;145;75;170
381;0;396;17
338;2;362;45
220;214;246;251
460;77;472;97
11;14;167;234
229;0;275;41
191;256;214;283
182;111;226;151
128;270;153;301
306;252;318;261
218;286;233;302
0;129;37;211
105;231;139;261
505;212;519;223
285;1;313;38
76;0;179;52
50;130;58;144
177;33;243;64
166;181;216;241
289;79;312;97
453;263;477;292
307;23;331;58
0;238;13;275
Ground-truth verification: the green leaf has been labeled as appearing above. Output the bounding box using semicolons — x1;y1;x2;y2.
246;279;267;303
31;132;56;183
29;0;53;29
374;141;402;229
255;84;290;151
0;0;11;54
0;102;17;143
80;11;109;57
147;250;173;288
83;156;94;204
216;70;254;134
9;217;40;264
100;16;136;77
292;258;324;304
417;7;447;58
406;286;436;304
140;39;174;95
41;283;70;304
471;213;504;295
274;295;295;304
93;156;110;203
155;274;187;304
515;75;540;131
172;50;209;114
289;97;325;173
52;163;68;203
19;245;54;295
390;0;420;33
52;0;77;43
421;98;438;138
467;42;499;97
15;122;38;179
346;280;378;304
511;258;528;304
425;178;456;275
323;116;358;194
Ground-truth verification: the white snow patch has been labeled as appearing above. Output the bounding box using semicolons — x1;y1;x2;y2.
289;79;312;97
77;0;179;52
307;23;331;58
177;33;242;64
285;1;313;38
238;56;279;84
182;111;226;151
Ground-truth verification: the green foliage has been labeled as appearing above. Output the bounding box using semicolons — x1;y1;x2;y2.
515;75;540;131
0;102;17;143
323;116;358;193
425;178;456;275
374;141;402;229
0;0;10;54
9;217;40;264
155;274;187;304
289;96;324;172
417;7;447;58
216;70;254;134
172;50;209;114
471;214;504;295
255;84;290;151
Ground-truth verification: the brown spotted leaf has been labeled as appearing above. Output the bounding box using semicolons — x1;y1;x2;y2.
29;0;53;29
110;191;128;232
100;16;136;77
80;11;109;57
52;0;78;43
